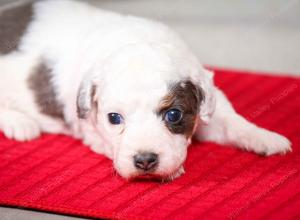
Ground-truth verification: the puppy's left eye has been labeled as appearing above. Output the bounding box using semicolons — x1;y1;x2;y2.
108;113;123;125
164;109;182;124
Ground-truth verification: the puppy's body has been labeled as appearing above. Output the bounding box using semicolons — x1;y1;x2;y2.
0;0;291;180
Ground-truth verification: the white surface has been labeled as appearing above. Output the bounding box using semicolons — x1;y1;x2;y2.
0;207;89;220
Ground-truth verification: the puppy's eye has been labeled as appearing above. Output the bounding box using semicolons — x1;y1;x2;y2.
164;109;182;124
108;113;123;125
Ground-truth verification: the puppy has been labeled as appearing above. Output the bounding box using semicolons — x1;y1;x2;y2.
0;0;291;180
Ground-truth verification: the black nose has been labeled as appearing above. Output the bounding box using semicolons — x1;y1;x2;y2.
133;153;158;171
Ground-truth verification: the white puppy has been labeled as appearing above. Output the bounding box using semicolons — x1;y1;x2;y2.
0;0;291;180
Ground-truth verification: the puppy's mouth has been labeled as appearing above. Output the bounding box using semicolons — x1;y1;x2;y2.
129;166;185;182
132;173;163;182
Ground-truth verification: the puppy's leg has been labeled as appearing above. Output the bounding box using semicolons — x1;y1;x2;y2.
194;89;291;155
0;108;40;141
0;54;41;141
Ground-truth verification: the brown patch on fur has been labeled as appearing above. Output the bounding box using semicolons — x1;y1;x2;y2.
27;61;64;119
0;2;33;54
158;80;203;138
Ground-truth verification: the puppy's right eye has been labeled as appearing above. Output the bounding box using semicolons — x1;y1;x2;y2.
108;113;123;125
164;108;182;124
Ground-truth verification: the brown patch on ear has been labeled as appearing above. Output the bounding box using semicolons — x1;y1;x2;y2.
27;61;64;119
0;2;33;54
158;80;204;138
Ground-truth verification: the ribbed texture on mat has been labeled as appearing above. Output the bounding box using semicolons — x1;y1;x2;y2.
0;69;299;220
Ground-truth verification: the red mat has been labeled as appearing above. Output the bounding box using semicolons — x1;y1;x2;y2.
0;68;299;220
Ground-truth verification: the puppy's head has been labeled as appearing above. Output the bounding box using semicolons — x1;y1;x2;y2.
76;46;215;180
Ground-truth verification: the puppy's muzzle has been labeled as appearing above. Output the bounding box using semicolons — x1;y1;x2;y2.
133;152;158;171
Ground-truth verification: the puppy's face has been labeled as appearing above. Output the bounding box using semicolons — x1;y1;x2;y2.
76;47;211;181
99;79;202;180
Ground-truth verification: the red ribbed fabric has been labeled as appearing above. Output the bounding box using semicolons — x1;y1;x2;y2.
0;68;299;220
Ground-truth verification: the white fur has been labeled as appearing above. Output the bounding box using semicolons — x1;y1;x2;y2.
0;0;291;180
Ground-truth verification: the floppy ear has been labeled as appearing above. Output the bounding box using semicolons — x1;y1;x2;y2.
197;69;216;124
76;77;97;119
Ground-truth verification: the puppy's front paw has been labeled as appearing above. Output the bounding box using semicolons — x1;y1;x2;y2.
253;131;292;156
0;110;40;141
263;133;291;156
